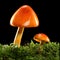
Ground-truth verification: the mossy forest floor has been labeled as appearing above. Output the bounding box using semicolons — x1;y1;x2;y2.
0;41;60;60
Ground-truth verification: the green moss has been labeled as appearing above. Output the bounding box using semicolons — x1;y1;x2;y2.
0;41;59;60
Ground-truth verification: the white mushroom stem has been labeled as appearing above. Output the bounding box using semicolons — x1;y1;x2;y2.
13;27;24;47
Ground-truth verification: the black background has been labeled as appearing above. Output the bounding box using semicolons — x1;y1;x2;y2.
0;0;59;45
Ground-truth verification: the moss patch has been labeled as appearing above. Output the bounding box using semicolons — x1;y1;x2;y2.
0;41;59;60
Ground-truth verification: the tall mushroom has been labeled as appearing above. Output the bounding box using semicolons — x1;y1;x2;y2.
33;33;50;45
10;5;39;47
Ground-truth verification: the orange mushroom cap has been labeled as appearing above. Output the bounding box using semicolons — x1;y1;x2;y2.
33;33;50;42
10;5;39;27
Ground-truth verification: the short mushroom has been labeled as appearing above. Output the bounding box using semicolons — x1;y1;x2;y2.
33;33;50;45
10;5;39;47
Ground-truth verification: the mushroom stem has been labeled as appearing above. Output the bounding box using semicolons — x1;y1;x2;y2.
40;41;45;45
13;27;24;47
40;41;41;45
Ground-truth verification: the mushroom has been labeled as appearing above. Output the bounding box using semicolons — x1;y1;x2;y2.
33;33;50;45
10;5;39;47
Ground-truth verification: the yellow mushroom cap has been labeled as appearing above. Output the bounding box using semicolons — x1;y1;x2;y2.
33;33;50;42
